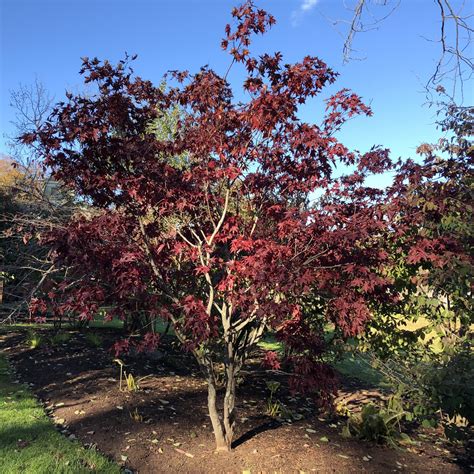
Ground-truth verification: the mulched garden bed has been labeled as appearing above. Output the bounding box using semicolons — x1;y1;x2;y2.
0;328;470;473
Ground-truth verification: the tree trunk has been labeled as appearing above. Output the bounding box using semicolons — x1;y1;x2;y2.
202;355;241;452
223;359;237;447
199;321;265;451
207;373;230;452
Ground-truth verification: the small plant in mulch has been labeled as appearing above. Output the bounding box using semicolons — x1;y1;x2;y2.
85;332;103;348
129;407;143;422
26;330;42;349
113;358;150;392
49;332;72;347
265;381;282;418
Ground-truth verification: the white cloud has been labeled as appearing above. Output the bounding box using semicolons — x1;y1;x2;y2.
291;0;319;26
301;0;319;12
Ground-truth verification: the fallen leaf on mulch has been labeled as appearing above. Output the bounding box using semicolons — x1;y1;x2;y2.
175;448;194;458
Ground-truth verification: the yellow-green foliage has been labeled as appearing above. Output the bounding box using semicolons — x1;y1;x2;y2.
125;372;138;392
113;358;139;392
265;380;282;418
129;407;143;422
26;331;42;349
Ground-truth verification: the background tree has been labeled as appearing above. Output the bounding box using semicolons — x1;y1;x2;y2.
357;102;473;433
0;81;77;324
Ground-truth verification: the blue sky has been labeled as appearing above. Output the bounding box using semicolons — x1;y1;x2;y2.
1;0;472;187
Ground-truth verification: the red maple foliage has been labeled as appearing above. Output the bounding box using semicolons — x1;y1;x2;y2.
25;1;423;451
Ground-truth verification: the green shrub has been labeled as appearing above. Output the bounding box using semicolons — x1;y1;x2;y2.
344;393;406;445
416;341;473;435
361;337;473;439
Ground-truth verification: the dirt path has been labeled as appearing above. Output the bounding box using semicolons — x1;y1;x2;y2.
0;329;469;473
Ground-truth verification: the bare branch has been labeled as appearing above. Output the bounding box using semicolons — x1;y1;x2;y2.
330;0;472;101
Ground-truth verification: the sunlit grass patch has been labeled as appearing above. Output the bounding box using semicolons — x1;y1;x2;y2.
0;355;119;474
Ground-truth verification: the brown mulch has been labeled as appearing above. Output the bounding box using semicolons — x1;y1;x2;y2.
0;328;470;473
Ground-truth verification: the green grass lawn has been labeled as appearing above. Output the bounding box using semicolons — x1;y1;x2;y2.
257;330;390;389
333;352;391;389
0;355;119;474
0;316;167;333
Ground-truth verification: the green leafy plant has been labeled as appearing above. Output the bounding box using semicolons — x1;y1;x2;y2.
360;335;473;440
406;341;474;439
113;358;140;392
345;394;407;445
49;332;72;346
26;331;42;349
85;332;102;347
265;380;282;418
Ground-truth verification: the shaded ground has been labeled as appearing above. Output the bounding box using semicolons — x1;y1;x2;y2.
0;328;470;473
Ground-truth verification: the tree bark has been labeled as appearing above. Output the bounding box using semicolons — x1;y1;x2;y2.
203;357;241;452
206;371;229;452
223;337;239;448
223;363;237;447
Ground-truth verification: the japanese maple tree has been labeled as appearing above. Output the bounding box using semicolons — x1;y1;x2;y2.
28;2;402;451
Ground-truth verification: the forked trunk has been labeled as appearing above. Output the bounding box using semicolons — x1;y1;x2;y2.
206;365;239;452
